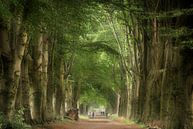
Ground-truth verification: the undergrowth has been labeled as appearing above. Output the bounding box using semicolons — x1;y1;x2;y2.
0;108;31;129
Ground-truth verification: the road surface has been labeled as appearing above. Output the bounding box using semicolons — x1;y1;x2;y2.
37;119;144;129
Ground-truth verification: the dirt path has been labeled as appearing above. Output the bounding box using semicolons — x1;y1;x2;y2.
37;119;144;129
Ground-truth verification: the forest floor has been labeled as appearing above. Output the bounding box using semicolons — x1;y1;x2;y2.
34;119;145;129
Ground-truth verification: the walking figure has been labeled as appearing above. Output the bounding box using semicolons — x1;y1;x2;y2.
92;112;95;118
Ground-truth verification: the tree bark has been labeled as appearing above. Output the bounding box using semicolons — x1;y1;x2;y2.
46;37;55;120
118;63;128;118
41;35;49;121
116;92;120;115
55;59;65;117
31;32;43;122
65;79;73;111
21;51;32;123
0;20;11;116
1;20;27;119
72;79;81;109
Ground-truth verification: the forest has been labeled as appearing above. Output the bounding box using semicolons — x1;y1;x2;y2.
0;0;193;129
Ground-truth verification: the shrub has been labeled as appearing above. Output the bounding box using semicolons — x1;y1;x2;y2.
0;108;31;129
0;112;6;129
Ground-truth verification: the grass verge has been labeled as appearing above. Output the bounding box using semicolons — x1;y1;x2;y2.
109;114;146;128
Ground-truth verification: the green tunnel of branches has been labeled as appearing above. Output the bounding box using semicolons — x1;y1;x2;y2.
0;0;193;129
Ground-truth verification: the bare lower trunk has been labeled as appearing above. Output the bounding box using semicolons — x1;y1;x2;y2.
116;92;120;115
15;79;22;110
46;40;55;120
143;18;162;122
55;59;64;117
72;80;81;109
41;35;48;121
65;80;73;111
21;53;32;123
138;25;148;120
0;22;11;116
118;86;128;117
118;65;128;118
31;32;43;122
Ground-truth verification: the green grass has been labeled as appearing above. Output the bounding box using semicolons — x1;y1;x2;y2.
109;114;146;128
109;114;119;120
123;119;135;125
79;115;89;120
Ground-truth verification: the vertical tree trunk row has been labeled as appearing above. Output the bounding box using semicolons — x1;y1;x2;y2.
126;0;193;129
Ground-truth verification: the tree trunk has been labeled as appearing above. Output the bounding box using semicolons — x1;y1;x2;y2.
143;18;162;122
116;92;120;115
21;52;32;123
118;64;128;118
65;79;73;111
2;21;27;119
164;48;193;129
15;78;22;110
72;80;81;109
46;38;55;120
41;35;49;121
55;59;64;117
31;32;43;122
0;20;11;116
138;26;148;121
